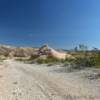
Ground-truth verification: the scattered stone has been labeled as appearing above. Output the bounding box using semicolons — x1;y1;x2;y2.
12;91;16;95
0;75;3;78
87;73;100;80
13;81;18;85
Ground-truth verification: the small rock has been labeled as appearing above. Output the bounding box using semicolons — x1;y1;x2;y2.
0;75;3;78
13;81;18;85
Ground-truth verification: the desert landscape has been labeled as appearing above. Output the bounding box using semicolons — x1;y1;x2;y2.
1;0;100;100
0;44;100;100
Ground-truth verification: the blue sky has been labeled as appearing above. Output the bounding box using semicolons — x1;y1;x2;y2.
0;0;100;49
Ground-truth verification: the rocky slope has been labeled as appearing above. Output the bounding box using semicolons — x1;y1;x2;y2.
0;44;74;60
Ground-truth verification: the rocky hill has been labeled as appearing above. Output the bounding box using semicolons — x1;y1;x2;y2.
0;44;38;58
0;44;74;60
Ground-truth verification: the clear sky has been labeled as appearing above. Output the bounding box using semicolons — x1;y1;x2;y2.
0;0;100;49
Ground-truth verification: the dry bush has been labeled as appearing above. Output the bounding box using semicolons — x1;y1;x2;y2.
36;56;61;64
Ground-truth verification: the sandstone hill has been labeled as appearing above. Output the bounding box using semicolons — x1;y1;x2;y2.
0;44;74;60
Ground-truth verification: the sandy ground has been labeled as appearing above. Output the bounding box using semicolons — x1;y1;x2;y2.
0;60;100;100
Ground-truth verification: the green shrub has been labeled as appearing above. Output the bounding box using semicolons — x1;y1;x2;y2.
63;58;75;66
36;58;46;64
45;56;60;64
0;60;4;65
71;51;100;68
16;57;33;64
74;57;95;67
36;56;61;64
0;55;6;60
91;52;100;67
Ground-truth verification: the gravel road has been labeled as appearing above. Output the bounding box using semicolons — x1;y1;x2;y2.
0;60;100;100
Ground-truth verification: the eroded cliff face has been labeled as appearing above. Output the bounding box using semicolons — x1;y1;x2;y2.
37;44;74;60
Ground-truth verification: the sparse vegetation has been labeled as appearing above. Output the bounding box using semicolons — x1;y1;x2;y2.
36;56;61;64
16;56;61;65
0;60;4;65
15;50;100;69
15;57;34;64
71;51;100;68
0;44;100;68
74;57;94;67
63;58;75;66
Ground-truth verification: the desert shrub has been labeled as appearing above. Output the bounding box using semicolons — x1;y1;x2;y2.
91;52;100;67
0;60;4;65
63;58;75;66
15;56;61;64
69;50;100;68
74;51;100;67
74;57;95;67
30;55;40;60
45;56;60;64
15;51;100;68
36;58;46;64
0;56;5;64
16;57;34;64
0;55;6;60
36;56;61;64
62;57;95;71
16;58;27;61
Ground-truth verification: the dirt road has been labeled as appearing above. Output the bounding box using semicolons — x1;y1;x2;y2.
0;60;100;100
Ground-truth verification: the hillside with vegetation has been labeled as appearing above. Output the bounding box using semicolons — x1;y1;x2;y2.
0;44;100;100
0;44;100;69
